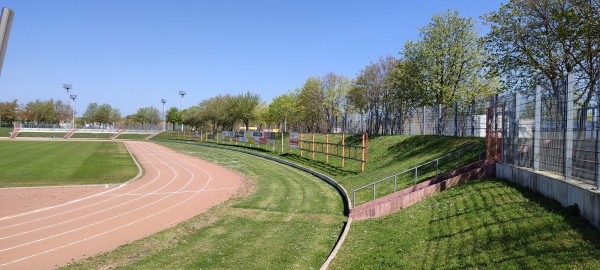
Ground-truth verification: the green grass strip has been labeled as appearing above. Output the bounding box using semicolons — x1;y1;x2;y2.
62;142;346;269
116;133;151;140
329;179;600;269
0;141;138;187
17;131;68;138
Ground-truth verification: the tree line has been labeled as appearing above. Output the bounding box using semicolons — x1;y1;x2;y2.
1;1;597;135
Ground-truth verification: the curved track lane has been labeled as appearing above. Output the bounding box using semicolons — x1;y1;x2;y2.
0;141;241;269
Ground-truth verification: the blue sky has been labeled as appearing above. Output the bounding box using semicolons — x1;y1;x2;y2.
0;0;505;116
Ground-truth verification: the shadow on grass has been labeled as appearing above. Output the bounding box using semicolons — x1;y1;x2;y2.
419;179;600;269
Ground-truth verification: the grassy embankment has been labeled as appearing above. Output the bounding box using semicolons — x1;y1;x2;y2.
154;131;600;269
329;178;600;269
63;142;345;269
152;131;485;205
0;140;137;187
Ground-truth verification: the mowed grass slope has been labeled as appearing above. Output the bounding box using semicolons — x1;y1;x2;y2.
330;179;600;269
63;142;345;269
0;140;138;187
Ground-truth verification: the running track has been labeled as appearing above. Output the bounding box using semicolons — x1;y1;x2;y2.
0;141;241;269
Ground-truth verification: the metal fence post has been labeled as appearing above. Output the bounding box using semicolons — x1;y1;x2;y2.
513;92;521;165
564;73;574;180
457;150;461;170
414;167;418;186
353;191;355;208
534;85;542;171
394;175;397;192
372;183;376;201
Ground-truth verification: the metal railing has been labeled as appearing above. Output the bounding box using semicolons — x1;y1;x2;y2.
352;143;483;207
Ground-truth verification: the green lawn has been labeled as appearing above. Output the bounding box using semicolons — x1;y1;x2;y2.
330;178;600;269
69;132;113;139
116;133;151;140
17;131;67;138
0;140;138;187
62;141;345;269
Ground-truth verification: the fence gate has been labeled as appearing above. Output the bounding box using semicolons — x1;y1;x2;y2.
486;105;504;162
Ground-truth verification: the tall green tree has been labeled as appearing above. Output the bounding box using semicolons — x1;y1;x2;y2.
268;92;299;132
233;91;261;131
133;106;161;128
166;107;181;130
322;73;351;132
82;103;121;126
484;0;600;131
0;99;19;124
298;77;325;132
404;10;496;134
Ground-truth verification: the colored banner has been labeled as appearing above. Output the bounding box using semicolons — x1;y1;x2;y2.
289;132;299;149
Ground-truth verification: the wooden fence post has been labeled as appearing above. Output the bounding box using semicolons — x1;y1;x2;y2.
326;133;329;163
300;134;303;157
361;133;365;172
312;133;315;160
342;133;345;168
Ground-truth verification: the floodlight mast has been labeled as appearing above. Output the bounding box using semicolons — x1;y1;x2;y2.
63;84;72;127
161;99;167;131
179;91;186;131
70;94;77;128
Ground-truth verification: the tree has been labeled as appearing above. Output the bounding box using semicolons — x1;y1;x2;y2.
82;103;121;127
322;73;350;133
166;107;181;130
182;106;204;130
404;10;496;134
268;92;299;132
233;91;261;131
298;77;325;132
484;0;600;132
350;56;397;134
133;106;161;128
0;99;19;124
23;99;67;124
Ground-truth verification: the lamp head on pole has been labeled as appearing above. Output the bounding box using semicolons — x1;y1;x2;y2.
63;84;72;90
161;99;167;104
69;94;77;101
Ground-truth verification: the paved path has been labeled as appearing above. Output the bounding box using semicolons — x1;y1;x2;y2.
0;141;241;269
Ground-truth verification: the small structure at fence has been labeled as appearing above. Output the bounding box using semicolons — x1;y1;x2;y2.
296;133;368;172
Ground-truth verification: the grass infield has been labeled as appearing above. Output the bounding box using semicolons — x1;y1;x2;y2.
0;140;138;187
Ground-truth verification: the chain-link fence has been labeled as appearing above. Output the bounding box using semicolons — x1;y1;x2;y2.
341;99;491;137
501;74;600;188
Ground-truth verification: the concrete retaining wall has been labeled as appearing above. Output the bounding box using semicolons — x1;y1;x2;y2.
350;160;496;220
496;163;600;229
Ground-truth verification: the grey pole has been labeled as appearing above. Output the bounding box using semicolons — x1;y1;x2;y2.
161;99;167;131
70;94;77;129
179;91;186;131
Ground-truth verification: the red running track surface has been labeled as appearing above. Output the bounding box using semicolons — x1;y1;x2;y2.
0;141;241;269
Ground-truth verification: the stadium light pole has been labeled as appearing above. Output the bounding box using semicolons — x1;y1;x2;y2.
63;84;72;127
179;91;186;131
161;99;167;131
70;94;77;129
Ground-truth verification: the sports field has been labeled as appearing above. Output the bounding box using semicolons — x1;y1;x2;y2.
0;140;138;187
